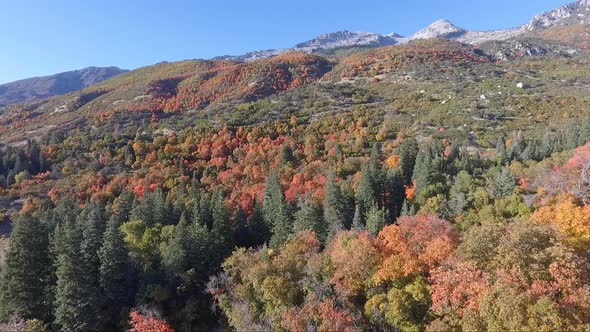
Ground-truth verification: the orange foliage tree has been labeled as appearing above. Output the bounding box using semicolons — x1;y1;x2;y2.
374;215;457;284
129;310;174;332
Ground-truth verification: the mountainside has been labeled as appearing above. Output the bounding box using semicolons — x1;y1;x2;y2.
0;67;128;107
3;1;590;331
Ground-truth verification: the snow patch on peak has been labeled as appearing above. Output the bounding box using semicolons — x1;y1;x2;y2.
412;19;466;40
295;30;396;49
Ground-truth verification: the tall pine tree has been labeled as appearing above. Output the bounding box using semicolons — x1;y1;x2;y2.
323;173;346;242
0;216;52;322
263;170;292;246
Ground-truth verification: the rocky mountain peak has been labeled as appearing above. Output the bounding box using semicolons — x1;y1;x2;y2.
412;19;467;40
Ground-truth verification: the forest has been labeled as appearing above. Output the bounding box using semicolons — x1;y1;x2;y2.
0;21;589;331
0;112;589;331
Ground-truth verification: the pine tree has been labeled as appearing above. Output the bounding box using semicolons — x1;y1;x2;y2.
234;207;250;248
323;173;346;242
401;199;416;216
496;136;508;165
412;147;433;195
356;164;376;225
566;124;580;150
0;216;52;322
54;219;88;331
210;191;234;261
113;190;134;225
248;199;270;247
352;204;364;231
494;167;516;198
151;188;169;225
263;170;292;247
399;138;419;184
78;206;105;330
541;129;553;159
365;202;387;235
280;144;295;167
385;168;405;219
99;216;133;330
192;192;213;229
369;142;384;198
293;197;325;241
163;213;191;277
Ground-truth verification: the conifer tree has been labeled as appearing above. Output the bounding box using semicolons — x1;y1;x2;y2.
0;216;52;322
385;168;405;219
263;170;292;246
412;147;433;195
151;188;169;225
293;197;325;241
494;167;516;198
323;173;346;242
248;199;270;246
541;129;553;159
54;219;88;331
163;213;191;277
352;204;364;231
356;164;376;225
365;202;387;235
99;216;133;330
211;191;234;261
578;121;590;146
78;206;105;330
399;138;419;184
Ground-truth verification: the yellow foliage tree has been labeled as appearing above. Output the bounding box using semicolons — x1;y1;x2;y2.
531;195;590;250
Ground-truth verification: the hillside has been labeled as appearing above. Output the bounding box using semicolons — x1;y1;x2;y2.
0;67;128;107
2;1;590;332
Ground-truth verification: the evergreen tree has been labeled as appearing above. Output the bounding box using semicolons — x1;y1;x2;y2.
113;190;134;225
494;168;516;198
578;121;590;146
0;216;52;322
369;142;384;198
356;164;376;225
163;213;191;277
412;147;433;195
385;168;405;219
323;173;346;242
399;138;419;184
365;202;387;235
54;219;89;331
263;170;292;246
248;199;270;247
293;197;325;241
280;144;295;167
541;129;553;159
151;188;169;225
99;216;133;330
566;124;580;150
234;207;250;248
401;199;416;216
192;192;213;229
78;206;105;330
496;136;508;165
352;204;363;231
210;191;234;261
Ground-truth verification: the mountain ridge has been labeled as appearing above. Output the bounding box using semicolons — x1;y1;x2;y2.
217;0;589;62
0;66;128;107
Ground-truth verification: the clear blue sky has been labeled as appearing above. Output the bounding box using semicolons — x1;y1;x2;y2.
0;0;571;84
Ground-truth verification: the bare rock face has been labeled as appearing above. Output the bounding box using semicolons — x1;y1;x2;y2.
525;0;590;31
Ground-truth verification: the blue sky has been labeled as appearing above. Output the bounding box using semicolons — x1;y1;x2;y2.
0;0;571;84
